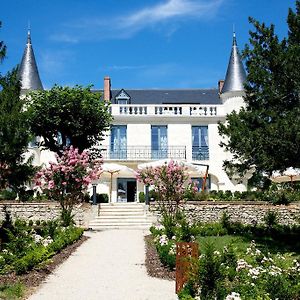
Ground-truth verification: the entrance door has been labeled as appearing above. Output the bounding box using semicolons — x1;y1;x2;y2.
127;181;136;202
117;178;136;202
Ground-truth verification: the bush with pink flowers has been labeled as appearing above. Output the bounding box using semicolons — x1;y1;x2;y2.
35;146;102;225
136;160;198;215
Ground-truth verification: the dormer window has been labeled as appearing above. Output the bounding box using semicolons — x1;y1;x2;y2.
115;89;131;104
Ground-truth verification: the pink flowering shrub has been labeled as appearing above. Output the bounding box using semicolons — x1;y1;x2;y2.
136;160;197;215
35;146;102;222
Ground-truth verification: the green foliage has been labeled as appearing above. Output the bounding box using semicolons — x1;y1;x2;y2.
60;209;75;227
0;216;83;275
197;223;228;237
0;189;17;200
218;2;300;181
0;206;14;245
0;283;24;300
27;85;112;154
18;189;34;202
264;210;279;228
138;192;145;203
14;245;48;274
0;69;36;192
91;193;109;203
156;242;176;270
47;226;84;254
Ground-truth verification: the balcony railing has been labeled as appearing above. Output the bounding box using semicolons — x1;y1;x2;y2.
101;146;186;160
192;146;209;160
110;104;222;117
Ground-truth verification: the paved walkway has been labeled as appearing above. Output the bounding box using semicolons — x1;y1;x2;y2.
28;230;177;300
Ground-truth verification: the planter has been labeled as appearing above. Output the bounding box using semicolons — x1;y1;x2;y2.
175;242;199;294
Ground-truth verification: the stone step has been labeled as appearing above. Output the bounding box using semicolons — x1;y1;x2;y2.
88;203;153;231
90;219;152;225
90;225;151;230
94;215;147;220
99;203;145;208
98;208;145;212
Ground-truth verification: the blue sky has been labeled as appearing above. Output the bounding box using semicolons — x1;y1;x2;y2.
1;0;297;90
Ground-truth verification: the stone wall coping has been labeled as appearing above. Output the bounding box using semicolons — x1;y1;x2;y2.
0;202;60;206
150;201;300;207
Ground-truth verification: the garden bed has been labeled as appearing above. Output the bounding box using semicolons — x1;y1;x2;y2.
144;235;175;281
0;234;88;299
149;211;300;300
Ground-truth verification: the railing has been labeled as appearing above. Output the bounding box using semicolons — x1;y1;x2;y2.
110;104;222;117
192;146;209;160
101;146;186;160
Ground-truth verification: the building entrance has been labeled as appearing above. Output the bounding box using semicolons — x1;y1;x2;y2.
117;178;136;202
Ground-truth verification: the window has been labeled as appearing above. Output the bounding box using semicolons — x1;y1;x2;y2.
151;125;168;159
117;99;128;105
191;176;211;191
115;89;130;104
110;125;127;159
192;126;209;160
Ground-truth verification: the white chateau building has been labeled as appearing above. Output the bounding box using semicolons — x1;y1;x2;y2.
19;30;248;203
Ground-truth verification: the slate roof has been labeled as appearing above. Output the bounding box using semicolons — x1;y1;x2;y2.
17;30;43;91
94;89;221;105
222;33;247;93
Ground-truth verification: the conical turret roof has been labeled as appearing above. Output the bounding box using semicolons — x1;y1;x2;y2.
222;32;246;94
18;30;43;91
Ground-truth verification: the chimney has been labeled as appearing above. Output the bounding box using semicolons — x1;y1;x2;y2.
218;80;225;94
103;76;111;101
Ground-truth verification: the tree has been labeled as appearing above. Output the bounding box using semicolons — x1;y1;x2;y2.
27;85;112;154
35;146;102;225
136;160;197;215
0;69;35;192
218;1;300;183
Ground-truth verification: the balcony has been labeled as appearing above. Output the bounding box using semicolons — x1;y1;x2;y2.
101;146;186;160
192;146;209;161
110;104;223;117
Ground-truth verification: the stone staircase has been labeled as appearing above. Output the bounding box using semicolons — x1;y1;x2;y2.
88;203;155;230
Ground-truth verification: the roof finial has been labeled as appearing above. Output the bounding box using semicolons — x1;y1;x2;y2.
27;21;31;44
233;24;237;45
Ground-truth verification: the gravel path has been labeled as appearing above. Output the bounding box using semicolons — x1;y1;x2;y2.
28;230;177;300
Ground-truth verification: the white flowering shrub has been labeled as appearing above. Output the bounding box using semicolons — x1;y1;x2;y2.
150;212;199;270
0;217;83;275
179;240;300;300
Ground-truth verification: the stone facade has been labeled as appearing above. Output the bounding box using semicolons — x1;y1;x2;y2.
0;202;89;227
150;202;300;226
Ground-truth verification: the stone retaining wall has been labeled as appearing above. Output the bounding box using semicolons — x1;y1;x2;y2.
0;202;87;227
150;202;300;226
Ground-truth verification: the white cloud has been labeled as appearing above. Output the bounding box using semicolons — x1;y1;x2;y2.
50;0;224;42
122;0;223;30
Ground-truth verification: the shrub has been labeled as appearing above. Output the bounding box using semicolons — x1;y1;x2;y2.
263;210;279;228
156;242;176;270
0;206;14;245
0;283;24;299
139;192;145;203
209;190;218;200
91;193;109;203
220;212;231;230
198;223;227;237
224;190;233;201
14;245;49;274
0;189;17;200
193;191;209;201
233;191;241;199
60;210;75;227
18;189;34;202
